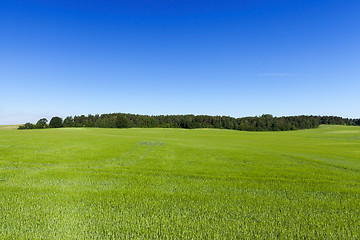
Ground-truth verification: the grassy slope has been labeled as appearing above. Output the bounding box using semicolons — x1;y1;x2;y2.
0;125;359;239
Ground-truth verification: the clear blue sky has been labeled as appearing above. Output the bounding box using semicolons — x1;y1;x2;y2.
1;0;359;124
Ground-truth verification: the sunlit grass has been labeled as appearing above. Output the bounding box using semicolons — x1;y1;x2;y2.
0;125;359;238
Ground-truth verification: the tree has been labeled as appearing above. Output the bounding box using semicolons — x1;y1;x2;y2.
18;122;34;129
63;116;74;127
116;115;129;128
35;118;48;129
18;112;359;131
49;117;63;128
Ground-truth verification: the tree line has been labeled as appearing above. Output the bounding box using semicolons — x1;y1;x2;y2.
17;113;360;131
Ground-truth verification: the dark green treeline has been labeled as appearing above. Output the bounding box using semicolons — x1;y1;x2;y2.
18;114;360;131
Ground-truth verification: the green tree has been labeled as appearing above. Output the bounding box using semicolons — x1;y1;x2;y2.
116;115;129;128
49;117;63;128
35;118;48;129
18;122;34;129
63;116;74;127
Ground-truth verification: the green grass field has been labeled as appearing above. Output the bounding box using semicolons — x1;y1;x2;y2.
0;125;359;239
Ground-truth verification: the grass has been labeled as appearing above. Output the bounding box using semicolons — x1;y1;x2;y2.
0;125;359;239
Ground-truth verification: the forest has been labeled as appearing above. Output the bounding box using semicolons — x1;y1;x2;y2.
18;113;360;131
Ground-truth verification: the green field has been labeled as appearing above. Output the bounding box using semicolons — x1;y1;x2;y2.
0;125;359;239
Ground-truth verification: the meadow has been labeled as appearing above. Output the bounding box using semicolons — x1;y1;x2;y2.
0;125;359;239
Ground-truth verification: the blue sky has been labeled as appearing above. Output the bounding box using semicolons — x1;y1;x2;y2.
1;0;359;124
